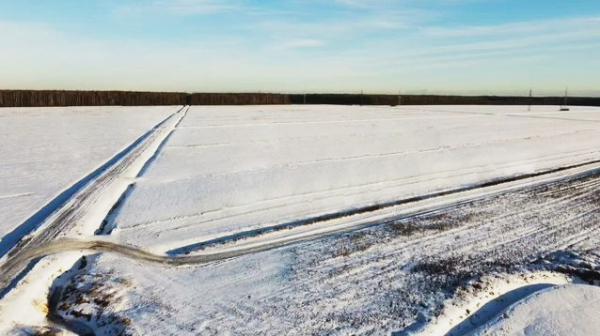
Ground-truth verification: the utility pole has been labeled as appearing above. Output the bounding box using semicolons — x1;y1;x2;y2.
528;88;532;111
361;89;364;106
560;87;570;111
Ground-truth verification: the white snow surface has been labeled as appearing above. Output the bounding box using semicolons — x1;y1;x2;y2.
471;284;600;336
66;170;600;335
109;105;600;252
0;106;178;243
5;105;600;335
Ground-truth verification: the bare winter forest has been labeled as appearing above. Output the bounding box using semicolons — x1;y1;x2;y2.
2;90;599;107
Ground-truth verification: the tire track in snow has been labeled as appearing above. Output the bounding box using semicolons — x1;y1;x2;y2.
175;126;600;149
291;174;600;285
0;107;184;259
269;174;600;335
164;160;600;254
176;115;485;129
0;193;34;201
422;106;600;124
145;135;600;185
122;147;600;238
0;106;189;296
5;159;600;274
12;156;592;284
97;106;190;235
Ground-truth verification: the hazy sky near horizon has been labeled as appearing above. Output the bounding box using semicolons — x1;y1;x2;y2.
1;0;599;95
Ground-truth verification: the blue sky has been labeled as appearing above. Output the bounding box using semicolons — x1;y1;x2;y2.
1;0;599;95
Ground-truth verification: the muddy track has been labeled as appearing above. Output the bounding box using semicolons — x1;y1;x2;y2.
2;162;600;291
4;238;300;267
3;161;600;281
0;106;188;294
2;162;600;298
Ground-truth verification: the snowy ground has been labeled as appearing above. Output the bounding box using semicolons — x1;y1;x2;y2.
2;105;600;335
0;106;179;254
111;105;600;254
54;167;600;335
470;284;600;335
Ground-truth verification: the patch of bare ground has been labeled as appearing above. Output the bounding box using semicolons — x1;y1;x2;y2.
10;326;64;336
52;271;134;335
283;171;600;334
330;231;379;258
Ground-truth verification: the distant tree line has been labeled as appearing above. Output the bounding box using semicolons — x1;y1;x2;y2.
0;90;187;107
0;90;290;107
189;93;289;105
1;90;599;107
288;94;600;106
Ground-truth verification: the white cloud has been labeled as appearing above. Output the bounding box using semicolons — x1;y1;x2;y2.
278;39;326;50
162;0;240;15
115;0;242;17
423;16;600;38
0;21;59;45
332;0;396;8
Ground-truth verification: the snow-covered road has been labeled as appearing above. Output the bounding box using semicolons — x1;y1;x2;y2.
0;107;187;293
0;106;179;256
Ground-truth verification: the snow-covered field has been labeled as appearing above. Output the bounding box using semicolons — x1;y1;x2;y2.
0;106;179;254
60;169;600;335
2;105;600;335
112;105;600;253
471;284;600;335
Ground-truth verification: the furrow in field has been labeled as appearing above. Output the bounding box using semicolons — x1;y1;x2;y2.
143;132;600;184
151;161;600;255
119;147;600;238
293;172;600;294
